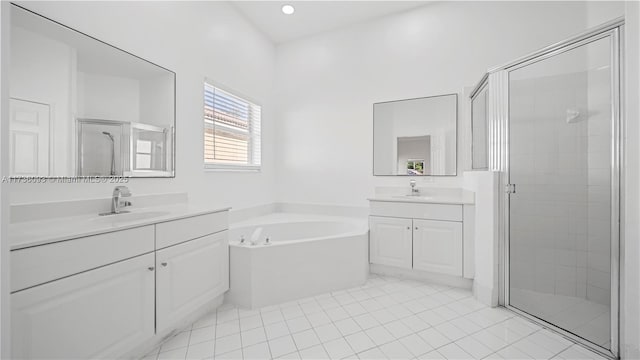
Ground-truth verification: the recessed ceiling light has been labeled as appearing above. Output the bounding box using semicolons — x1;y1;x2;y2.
281;4;295;15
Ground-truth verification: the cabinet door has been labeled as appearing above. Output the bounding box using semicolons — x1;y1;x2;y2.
413;219;463;276
11;254;155;359
369;216;412;269
156;231;229;332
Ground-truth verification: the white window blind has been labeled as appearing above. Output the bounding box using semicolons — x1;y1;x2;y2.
204;82;261;170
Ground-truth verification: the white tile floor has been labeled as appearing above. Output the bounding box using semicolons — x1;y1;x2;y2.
141;275;608;360
510;288;610;348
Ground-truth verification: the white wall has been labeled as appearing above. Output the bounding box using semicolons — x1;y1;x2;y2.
274;1;619;207
8;1;277;212
622;1;640;358
581;1;640;355
463;171;499;307
0;2;10;357
76;72;140;123
139;74;174;128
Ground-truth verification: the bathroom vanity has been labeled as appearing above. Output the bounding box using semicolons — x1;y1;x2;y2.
368;188;475;285
369;91;471;284
9;200;229;359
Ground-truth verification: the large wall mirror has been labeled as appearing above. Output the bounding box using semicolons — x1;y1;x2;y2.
373;94;457;176
9;4;175;178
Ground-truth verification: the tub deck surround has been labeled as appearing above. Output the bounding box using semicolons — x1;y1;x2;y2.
230;212;368;237
229;203;369;224
227;213;369;309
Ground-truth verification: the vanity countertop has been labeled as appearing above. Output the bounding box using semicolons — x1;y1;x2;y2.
368;191;475;205
9;205;230;251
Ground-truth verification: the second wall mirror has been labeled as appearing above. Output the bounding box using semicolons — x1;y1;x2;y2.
373;93;457;176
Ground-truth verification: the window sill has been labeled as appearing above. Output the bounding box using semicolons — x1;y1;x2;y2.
204;164;261;172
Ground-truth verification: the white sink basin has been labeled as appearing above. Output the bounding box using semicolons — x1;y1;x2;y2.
391;195;433;200
92;210;171;223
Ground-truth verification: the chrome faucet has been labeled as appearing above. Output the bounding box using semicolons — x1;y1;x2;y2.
111;186;132;214
409;179;419;195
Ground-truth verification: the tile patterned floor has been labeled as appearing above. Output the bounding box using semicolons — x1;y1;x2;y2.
510;288;610;348
141;275;608;360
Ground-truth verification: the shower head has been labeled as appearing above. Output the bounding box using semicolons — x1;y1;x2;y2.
102;131;114;142
102;131;116;176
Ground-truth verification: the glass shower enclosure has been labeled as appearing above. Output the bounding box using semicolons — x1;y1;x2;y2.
470;18;622;357
77;119;172;177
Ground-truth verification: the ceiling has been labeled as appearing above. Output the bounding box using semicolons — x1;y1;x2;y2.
231;1;431;44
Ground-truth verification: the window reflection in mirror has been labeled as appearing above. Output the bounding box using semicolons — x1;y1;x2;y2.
406;159;425;175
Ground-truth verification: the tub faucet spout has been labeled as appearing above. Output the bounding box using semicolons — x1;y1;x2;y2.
250;227;263;246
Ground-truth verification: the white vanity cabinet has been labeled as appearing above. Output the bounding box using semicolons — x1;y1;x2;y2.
412;219;463;276
12;253;155;360
369;199;473;280
155;211;229;333
369;217;412;269
156;231;229;332
10;208;230;360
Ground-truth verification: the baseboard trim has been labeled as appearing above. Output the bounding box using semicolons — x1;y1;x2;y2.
473;281;498;307
370;264;473;289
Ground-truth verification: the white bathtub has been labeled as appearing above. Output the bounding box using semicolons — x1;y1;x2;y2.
226;213;369;309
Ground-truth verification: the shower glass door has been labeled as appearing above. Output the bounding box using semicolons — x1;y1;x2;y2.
508;34;616;352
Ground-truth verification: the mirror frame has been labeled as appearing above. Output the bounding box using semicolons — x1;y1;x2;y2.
9;3;177;179
372;93;458;177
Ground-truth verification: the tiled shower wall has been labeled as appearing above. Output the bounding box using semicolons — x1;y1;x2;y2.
509;62;611;306
586;65;612;306
510;71;589;300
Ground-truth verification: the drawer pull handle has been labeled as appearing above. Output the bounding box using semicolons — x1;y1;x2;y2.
406;226;410;230
161;262;168;267
148;266;155;271
415;227;418;230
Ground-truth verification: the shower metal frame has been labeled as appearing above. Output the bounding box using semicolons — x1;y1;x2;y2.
471;17;624;359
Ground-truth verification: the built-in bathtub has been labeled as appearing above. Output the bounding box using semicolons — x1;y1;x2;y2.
226;213;369;309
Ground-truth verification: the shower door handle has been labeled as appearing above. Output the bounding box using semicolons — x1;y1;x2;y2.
505;184;516;194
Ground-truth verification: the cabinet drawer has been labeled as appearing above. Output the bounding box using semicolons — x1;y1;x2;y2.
11;226;154;292
369;201;462;222
155;211;228;249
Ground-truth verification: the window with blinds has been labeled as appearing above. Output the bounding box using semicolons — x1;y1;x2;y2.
203;82;261;170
